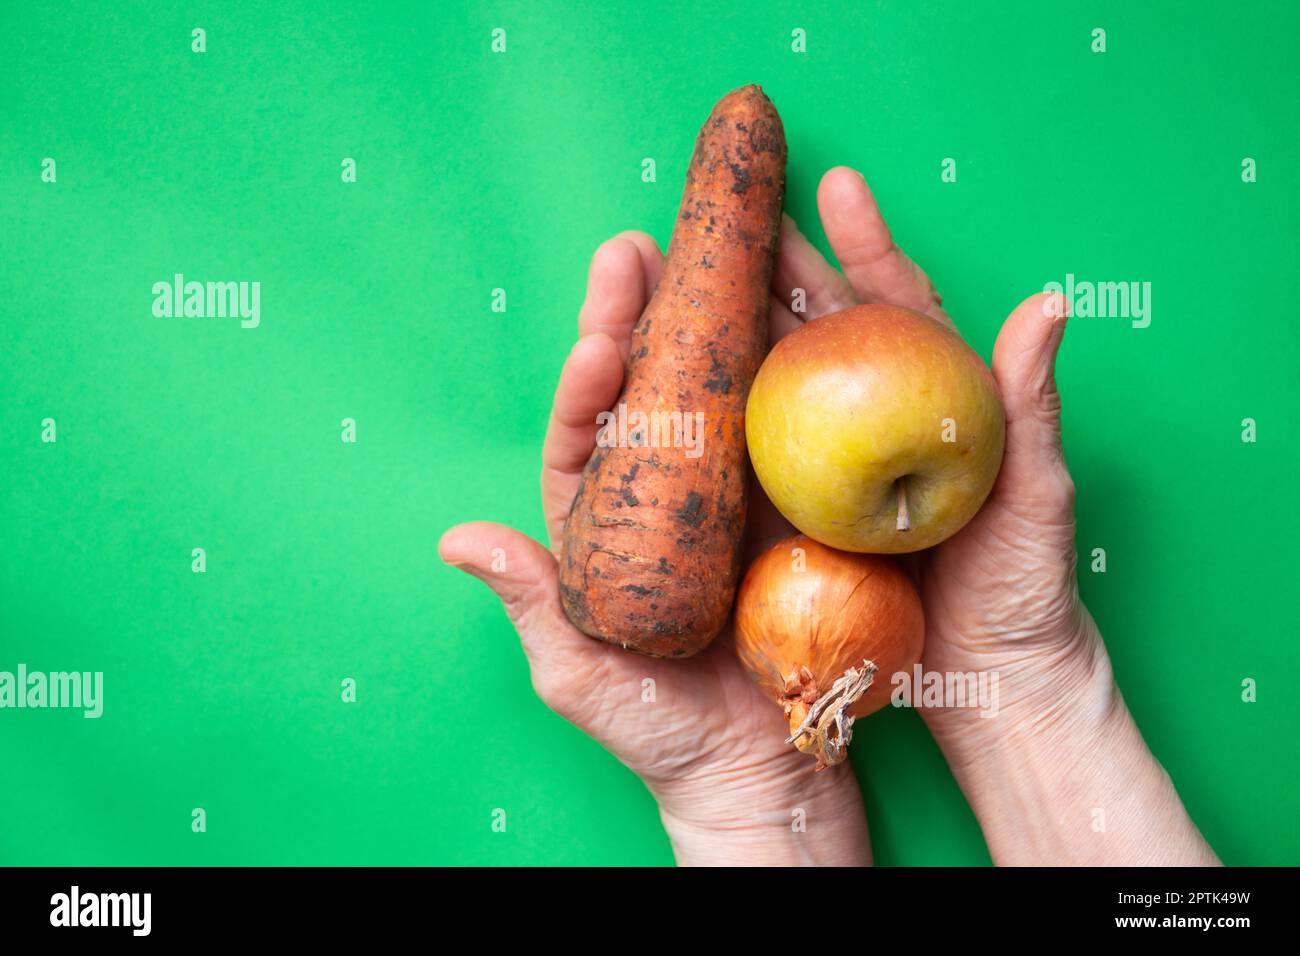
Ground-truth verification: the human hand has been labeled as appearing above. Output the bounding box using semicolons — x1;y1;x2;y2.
439;230;870;865
777;166;1217;865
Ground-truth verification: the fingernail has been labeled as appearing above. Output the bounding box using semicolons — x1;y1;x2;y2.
1041;293;1068;322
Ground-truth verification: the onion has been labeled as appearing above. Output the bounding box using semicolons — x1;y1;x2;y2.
734;534;924;769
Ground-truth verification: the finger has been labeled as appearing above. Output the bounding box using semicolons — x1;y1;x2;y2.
768;295;804;345
577;233;662;357
439;521;591;663
817;167;951;326
991;292;1074;511
743;477;798;562
541;332;624;545
616;229;665;295
772;214;859;321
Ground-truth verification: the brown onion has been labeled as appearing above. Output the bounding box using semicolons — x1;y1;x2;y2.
734;534;924;769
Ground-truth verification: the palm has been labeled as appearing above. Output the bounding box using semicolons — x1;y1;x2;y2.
442;166;1078;788
918;423;1093;727
922;474;1078;661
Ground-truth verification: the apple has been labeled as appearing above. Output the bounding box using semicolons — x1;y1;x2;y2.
746;304;1005;553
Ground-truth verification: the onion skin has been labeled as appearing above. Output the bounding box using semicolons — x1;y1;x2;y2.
734;534;924;765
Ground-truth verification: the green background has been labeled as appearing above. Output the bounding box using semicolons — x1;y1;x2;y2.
2;0;1297;866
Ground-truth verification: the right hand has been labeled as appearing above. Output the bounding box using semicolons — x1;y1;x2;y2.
792;167;1218;865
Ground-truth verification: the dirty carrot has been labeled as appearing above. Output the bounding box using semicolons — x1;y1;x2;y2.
559;84;787;658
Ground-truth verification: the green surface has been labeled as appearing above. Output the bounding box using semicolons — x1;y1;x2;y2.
2;0;1297;866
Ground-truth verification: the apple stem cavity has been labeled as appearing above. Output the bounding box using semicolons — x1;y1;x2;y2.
896;479;910;532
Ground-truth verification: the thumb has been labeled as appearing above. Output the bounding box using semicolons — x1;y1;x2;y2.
439;521;611;727
439;521;564;638
991;292;1074;510
438;520;598;668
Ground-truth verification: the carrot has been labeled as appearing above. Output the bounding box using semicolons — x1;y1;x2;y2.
559;85;787;658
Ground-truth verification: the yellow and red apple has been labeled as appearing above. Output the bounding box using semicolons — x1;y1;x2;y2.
746;304;1005;553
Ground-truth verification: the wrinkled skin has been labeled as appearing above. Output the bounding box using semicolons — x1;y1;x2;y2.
441;167;1218;866
441;198;864;863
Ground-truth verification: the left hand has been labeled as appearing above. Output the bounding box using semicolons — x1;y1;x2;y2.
441;229;871;865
